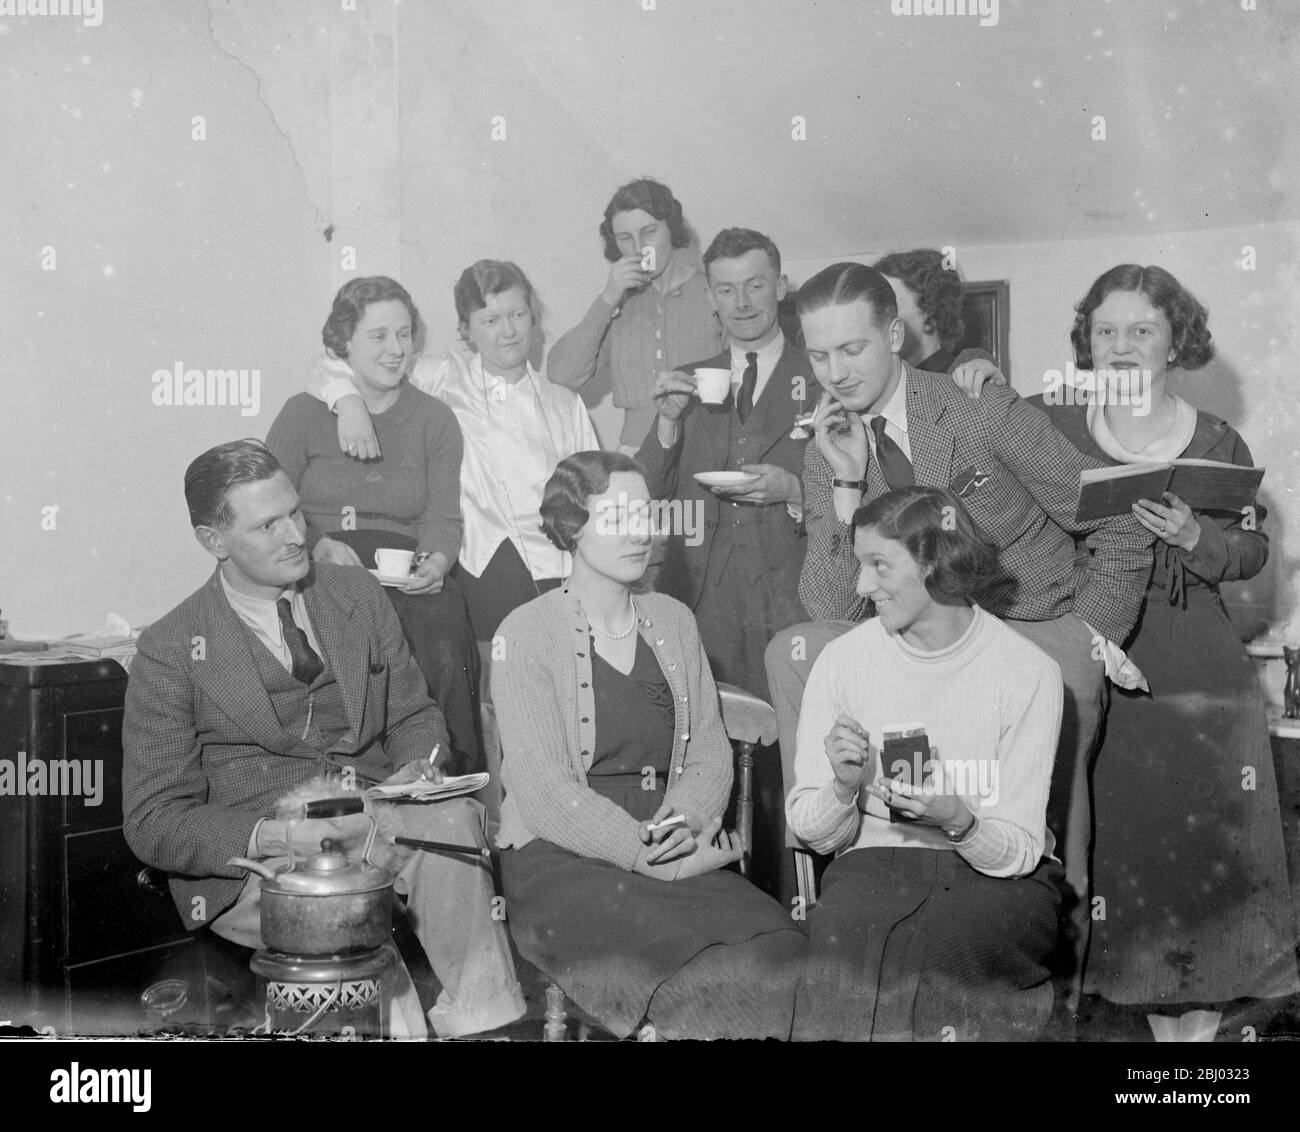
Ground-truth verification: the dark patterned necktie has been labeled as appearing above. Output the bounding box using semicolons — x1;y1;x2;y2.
276;597;324;685
736;351;759;422
869;415;916;490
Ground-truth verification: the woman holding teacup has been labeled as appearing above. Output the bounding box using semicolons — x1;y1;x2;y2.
546;177;725;452
266;275;481;774
788;487;1065;1041
301;261;601;819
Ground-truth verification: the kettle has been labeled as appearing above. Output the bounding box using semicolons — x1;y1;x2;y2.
229;796;393;956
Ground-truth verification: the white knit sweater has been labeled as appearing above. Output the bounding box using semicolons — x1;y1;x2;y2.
786;605;1062;878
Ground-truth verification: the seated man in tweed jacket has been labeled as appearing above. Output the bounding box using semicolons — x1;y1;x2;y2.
122;439;523;1039
765;263;1155;1006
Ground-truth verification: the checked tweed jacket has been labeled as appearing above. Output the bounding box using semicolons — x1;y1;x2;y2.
799;362;1155;646
122;563;448;928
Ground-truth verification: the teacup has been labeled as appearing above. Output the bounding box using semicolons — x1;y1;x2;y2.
693;367;732;405
374;548;415;576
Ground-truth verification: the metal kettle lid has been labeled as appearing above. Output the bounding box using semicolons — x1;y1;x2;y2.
266;838;392;896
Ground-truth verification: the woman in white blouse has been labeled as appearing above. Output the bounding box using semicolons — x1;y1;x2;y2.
787;486;1065;1041
306;260;600;817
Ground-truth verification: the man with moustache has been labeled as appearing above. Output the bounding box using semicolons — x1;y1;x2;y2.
122;439;524;1039
636;228;810;703
765;263;1154;1006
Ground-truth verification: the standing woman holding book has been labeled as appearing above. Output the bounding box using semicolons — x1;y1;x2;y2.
1030;263;1298;1037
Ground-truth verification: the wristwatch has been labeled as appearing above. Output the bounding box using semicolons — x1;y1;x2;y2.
944;811;978;842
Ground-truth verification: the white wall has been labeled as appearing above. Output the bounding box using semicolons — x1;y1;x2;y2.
0;0;625;639
1;1;335;639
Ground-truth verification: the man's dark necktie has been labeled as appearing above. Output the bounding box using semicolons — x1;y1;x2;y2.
736;351;759;423
276;597;324;685
869;415;916;490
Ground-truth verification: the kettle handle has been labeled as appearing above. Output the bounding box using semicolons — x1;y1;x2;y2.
286;795;378;872
228;857;278;882
302;796;365;818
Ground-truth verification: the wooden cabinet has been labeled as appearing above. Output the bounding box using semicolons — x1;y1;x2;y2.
0;659;194;1035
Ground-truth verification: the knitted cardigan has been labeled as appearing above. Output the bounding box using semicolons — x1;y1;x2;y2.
493;587;733;869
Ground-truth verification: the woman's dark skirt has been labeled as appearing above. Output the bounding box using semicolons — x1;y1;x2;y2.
455;539;562;643
329;528;481;775
796;847;1062;1041
502;839;806;1040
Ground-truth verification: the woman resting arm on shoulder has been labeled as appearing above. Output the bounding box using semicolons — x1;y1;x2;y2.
265;276;479;774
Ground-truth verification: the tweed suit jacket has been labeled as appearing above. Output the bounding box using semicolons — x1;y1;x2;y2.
799;362;1155;646
636;337;810;611
122;562;448;928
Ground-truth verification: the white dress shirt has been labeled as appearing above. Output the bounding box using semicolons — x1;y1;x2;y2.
866;366;912;462
727;330;785;408
220;573;323;672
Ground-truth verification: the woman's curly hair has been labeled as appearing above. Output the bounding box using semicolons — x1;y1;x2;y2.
598;178;691;263
1070;264;1214;371
322;276;420;359
852;487;1000;602
540;450;646;553
872;249;965;352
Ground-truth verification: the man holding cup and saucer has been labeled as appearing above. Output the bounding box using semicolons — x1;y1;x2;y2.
636;227;810;705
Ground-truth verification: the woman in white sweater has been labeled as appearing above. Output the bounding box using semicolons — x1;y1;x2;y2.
787;486;1065;1041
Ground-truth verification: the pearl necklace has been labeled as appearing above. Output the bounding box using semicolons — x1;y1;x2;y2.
588;597;638;640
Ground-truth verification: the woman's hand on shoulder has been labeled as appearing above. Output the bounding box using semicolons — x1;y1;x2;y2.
950;358;1005;400
336;394;381;460
312;536;363;567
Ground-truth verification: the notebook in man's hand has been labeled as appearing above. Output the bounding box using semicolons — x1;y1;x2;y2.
1075;459;1264;522
367;772;490;802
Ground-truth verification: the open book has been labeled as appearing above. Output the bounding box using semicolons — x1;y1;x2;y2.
1075;459;1264;523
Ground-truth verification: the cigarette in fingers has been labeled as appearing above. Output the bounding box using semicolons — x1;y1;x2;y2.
420;743;440;782
647;814;688;833
794;412;817;430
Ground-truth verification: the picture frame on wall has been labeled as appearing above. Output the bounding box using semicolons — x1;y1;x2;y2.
959;280;1011;380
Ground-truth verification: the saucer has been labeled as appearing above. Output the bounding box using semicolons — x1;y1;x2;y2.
693;471;761;488
368;568;414;588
